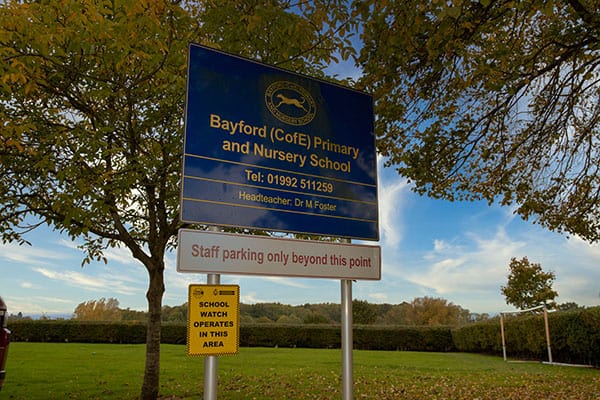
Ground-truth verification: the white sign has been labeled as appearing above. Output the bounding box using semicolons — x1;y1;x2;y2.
177;229;381;280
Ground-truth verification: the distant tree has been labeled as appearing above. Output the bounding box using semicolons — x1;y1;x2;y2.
469;313;490;323
276;314;302;324
303;312;331;324
240;314;256;325
409;296;469;326
73;298;121;321
161;304;187;323
8;312;31;321
557;302;581;311
357;0;600;243
306;303;341;323
352;299;378;325
374;303;394;320
501;257;558;310
245;303;291;322
121;308;147;322
378;302;412;325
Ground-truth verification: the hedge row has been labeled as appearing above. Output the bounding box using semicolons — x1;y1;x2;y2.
7;321;454;352
241;324;455;351
9;321;150;344
7;307;599;366
452;306;600;366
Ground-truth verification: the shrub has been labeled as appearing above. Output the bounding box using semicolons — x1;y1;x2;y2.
453;306;600;366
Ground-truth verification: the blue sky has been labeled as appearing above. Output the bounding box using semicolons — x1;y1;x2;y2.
1;157;599;318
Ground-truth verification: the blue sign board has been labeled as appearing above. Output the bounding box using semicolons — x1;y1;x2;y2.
181;44;378;240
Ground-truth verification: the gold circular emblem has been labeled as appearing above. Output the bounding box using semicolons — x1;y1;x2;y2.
265;81;316;126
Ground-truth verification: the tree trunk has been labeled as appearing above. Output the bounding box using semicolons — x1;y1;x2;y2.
141;261;165;400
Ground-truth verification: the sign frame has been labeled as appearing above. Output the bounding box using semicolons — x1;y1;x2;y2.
181;43;378;241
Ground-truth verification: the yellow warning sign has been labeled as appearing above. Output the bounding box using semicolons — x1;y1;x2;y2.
187;284;240;356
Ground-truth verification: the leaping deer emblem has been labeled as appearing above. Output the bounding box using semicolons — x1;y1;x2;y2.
265;81;316;125
275;93;310;113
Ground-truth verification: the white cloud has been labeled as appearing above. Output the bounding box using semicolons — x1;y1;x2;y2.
34;267;104;289
5;295;74;315
433;239;451;253
103;246;141;265
565;235;600;261
407;227;525;296
240;291;264;304
378;174;410;248
20;281;39;289
368;292;388;302
59;238;141;265
260;276;313;289
33;266;143;296
0;242;65;265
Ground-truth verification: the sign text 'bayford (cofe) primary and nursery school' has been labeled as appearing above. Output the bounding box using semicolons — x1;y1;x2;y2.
181;43;378;241
177;230;381;280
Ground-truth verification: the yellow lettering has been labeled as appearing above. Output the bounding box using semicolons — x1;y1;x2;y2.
309;154;351;173
210;113;221;128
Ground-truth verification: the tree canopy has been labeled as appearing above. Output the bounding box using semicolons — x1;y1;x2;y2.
501;256;558;310
73;297;121;321
357;0;600;242
0;1;357;398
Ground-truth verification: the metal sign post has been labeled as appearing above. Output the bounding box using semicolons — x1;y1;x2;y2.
341;279;353;400
203;273;220;400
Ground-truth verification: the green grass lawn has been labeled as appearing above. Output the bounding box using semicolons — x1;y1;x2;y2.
3;343;599;399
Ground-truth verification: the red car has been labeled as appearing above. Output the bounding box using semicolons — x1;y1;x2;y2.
0;296;9;391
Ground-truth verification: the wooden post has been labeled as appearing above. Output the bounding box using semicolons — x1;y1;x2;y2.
543;306;553;364
500;313;507;362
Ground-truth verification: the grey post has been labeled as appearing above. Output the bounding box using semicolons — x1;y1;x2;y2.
203;273;220;400
341;279;353;400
